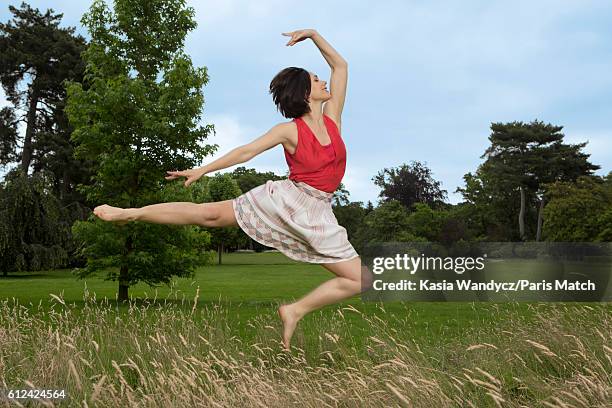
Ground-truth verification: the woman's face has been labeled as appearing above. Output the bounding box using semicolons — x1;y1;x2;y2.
308;72;331;102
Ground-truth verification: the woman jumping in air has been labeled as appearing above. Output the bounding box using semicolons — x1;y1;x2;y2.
93;29;372;350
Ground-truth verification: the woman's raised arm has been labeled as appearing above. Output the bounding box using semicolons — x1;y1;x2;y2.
283;29;348;125
283;29;347;69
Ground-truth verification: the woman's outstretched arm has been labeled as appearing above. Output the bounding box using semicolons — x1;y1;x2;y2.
166;123;292;187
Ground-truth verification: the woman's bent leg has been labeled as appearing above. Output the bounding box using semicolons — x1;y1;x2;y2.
93;200;239;227
278;256;374;349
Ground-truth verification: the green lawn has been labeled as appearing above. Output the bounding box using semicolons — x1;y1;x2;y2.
0;252;542;347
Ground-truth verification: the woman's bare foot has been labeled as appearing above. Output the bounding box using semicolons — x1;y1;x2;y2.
93;204;134;225
278;304;303;350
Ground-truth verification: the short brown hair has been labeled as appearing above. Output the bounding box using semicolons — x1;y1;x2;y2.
269;67;311;119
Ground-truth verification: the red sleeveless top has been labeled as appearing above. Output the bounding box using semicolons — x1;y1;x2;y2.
283;114;348;193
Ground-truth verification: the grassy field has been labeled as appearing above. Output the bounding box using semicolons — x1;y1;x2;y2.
0;252;532;346
0;252;610;407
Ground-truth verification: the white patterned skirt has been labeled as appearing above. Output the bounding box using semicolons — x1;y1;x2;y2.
232;178;360;264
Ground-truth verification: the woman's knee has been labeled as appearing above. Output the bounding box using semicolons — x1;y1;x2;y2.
323;256;374;292
322;256;366;284
199;200;238;228
197;203;218;226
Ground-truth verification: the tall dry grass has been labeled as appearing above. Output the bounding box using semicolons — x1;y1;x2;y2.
0;290;610;407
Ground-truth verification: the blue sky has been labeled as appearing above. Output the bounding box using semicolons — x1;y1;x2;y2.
1;0;611;205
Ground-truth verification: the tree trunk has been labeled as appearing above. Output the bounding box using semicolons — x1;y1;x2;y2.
536;196;545;242
118;270;129;302
21;86;40;175
218;242;223;265
118;234;133;302
518;186;526;241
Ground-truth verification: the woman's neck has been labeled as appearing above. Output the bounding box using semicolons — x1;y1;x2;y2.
303;104;324;127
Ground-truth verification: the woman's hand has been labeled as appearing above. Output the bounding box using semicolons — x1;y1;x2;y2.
282;29;317;46
165;168;204;187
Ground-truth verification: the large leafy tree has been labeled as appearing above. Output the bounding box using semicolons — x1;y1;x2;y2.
0;3;92;274
373;161;448;211
0;2;86;177
480;120;599;241
66;0;216;301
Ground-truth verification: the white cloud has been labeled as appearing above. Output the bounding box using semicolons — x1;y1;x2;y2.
200;112;289;178
341;164;377;204
203;113;253;154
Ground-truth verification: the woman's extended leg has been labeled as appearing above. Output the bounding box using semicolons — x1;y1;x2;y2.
278;256;374;350
93;200;239;227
